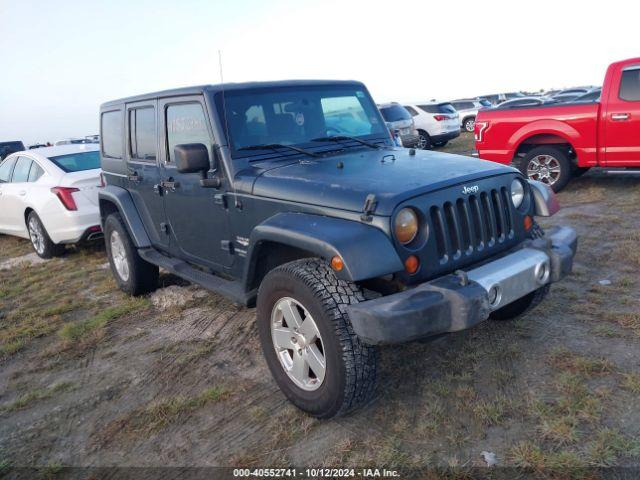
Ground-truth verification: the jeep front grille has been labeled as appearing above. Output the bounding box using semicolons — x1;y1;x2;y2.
430;187;514;264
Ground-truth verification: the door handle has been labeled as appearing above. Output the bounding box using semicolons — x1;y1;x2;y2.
128;172;142;182
611;113;630;121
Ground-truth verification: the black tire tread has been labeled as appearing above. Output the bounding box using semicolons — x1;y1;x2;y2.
516;146;572;192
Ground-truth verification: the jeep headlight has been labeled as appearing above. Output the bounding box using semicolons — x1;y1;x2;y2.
394;208;419;245
511;178;525;209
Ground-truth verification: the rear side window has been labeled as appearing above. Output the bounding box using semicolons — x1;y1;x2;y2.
620;68;640;101
166;103;211;163
11;156;33;183
0;157;16;182
419;103;456;114
379;105;411;122
101;110;123;158
130;107;157;160
49;151;101;172
28;162;44;182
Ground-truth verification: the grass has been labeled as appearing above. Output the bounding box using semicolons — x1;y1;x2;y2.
107;387;230;436
548;347;614;377
620;373;640;394
0;382;74;413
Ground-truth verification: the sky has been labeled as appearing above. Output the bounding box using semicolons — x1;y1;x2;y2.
1;0;638;145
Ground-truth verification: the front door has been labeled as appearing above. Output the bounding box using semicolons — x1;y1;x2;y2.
604;65;640;166
159;96;233;269
123;100;169;249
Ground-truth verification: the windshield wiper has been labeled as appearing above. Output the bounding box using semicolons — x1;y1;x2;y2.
311;135;381;149
238;143;319;158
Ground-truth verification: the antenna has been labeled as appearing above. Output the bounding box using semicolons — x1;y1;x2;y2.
218;50;239;206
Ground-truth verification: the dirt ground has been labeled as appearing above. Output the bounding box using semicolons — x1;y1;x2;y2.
2;136;640;475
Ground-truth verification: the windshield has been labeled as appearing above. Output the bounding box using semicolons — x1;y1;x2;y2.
379;105;411;122
49;150;101;172
215;85;387;157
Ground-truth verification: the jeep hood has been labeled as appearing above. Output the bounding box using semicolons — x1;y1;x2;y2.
248;148;516;216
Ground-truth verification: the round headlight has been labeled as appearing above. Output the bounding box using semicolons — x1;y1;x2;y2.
511;178;525;209
394;208;419;245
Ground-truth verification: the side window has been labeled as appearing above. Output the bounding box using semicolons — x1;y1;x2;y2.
0;157;16;182
404;106;419;116
620;68;640;101
28;162;45;182
166;103;211;163
130;107;157;160
11;156;33;183
101;110;123;158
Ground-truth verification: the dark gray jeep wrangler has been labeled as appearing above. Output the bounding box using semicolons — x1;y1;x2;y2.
98;80;577;418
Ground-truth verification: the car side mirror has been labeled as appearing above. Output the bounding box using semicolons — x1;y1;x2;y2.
174;143;210;174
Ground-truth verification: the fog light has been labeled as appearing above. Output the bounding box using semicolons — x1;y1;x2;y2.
331;255;344;271
488;285;501;307
404;255;419;274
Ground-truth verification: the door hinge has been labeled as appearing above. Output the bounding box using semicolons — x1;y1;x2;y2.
221;240;234;254
160;222;170;234
214;193;228;208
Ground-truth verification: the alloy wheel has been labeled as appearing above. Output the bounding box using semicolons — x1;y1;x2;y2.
527;154;562;186
110;230;130;282
271;297;326;391
28;217;45;255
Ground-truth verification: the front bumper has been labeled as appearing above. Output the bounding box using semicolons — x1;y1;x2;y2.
347;226;577;345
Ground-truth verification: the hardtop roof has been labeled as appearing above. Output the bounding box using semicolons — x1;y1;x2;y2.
100;79;365;109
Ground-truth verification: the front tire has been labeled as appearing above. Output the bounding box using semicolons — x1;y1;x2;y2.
104;213;159;295
27;211;65;259
257;259;378;418
463;117;476;133
516;146;572;192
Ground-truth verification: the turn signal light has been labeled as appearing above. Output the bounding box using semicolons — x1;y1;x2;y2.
524;215;533;231
331;255;344;272
404;255;420;274
51;187;79;211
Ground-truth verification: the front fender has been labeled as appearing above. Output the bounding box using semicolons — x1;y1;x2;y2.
98;185;151;248
245;212;403;283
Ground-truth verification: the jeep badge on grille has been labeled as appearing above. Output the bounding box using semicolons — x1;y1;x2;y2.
462;185;479;194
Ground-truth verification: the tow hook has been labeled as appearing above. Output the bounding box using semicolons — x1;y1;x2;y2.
455;270;469;286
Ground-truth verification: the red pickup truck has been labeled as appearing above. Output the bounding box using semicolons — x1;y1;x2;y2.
475;57;640;191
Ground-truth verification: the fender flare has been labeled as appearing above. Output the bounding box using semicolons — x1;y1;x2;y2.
98;185;151;248
244;212;403;286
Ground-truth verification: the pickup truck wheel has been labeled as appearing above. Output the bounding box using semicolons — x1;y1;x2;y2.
104;213;159;296
518;146;572;192
257;259;378;418
27;212;65;259
416;130;432;150
463;117;476;132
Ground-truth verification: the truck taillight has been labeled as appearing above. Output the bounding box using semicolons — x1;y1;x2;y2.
433;115;446;121
51;187;79;211
474;121;489;142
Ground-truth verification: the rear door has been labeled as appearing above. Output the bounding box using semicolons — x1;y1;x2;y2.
1;156;32;235
159;95;233;269
123;101;169;249
604;65;640;166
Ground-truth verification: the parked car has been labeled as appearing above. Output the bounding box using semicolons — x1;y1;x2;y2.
403;102;460;149
479;92;525;105
0;144;103;258
475;57;640;192
549;87;593;98
496;97;547;108
572;88;601;102
28;144;49;150
54;138;94;146
450;99;486;132
377;103;419;148
0;141;25;160
99;80;576;418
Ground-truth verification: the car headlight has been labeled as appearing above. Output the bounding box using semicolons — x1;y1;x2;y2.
394;208;419;244
511;178;525;208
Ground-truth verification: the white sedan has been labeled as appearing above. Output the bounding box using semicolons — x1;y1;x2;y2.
0;144;103;258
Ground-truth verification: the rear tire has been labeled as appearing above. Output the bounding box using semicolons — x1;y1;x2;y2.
257;259;378;418
27;211;65;259
104;213;158;295
416;130;432;150
516;146;572;192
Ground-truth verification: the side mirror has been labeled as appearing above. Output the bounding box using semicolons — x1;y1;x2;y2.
174;143;210;174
